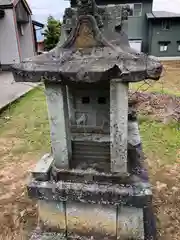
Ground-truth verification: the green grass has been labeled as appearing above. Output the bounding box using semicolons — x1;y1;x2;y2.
0;88;50;156
139;116;180;165
130;82;180;97
0;88;179;166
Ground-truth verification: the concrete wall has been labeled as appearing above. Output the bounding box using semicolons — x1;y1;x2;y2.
149;19;180;57
17;17;35;60
37;41;45;53
0;9;20;65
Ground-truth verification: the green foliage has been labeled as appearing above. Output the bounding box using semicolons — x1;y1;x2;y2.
44;15;61;51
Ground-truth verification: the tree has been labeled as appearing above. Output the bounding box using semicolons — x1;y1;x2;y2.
44;15;61;51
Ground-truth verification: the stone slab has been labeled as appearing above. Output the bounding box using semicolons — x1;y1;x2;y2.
30;231;65;240
27;177;152;207
54;168;130;184
117;207;144;239
32;154;54;181
66;202;116;239
32;202;146;239
0;71;37;111
38;200;66;233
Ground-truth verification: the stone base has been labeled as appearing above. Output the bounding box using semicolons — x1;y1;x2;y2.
28;154;156;240
30;231;65;240
37;200;144;239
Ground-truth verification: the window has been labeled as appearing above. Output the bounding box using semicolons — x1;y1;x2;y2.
134;3;142;17
82;97;90;104
98;97;106;104
159;42;169;52
123;3;142;17
162;20;171;30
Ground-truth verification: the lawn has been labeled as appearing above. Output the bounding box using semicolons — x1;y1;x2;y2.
0;63;180;239
130;61;180;96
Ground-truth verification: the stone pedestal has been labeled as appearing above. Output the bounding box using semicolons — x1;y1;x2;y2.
28;154;155;240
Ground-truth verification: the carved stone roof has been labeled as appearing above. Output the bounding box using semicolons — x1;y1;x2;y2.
12;0;162;84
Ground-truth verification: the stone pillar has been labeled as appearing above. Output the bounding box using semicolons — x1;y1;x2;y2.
66;86;75;124
110;80;128;174
45;82;72;169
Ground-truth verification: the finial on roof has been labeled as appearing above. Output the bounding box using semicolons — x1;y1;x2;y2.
122;5;132;21
77;0;104;27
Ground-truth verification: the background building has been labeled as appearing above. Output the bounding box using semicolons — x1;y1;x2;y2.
147;11;180;59
0;0;43;69
32;19;44;54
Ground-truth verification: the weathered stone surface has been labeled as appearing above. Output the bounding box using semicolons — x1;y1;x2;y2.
38;200;66;233
27;177;152;207
117;207;144;239
12;1;162;84
30;231;65;240
110;81;128;174
70;141;110;172
33;201;146;239
53;168;130;184
66;202;116;239
45;83;72;169
32;154;54;181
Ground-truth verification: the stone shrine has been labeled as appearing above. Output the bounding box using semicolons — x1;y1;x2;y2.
12;0;163;239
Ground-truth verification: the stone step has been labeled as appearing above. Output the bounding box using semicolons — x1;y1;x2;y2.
30;202;156;240
35;201;144;239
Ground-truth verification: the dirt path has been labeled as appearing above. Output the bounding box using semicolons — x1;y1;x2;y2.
0;72;37;111
0;137;38;240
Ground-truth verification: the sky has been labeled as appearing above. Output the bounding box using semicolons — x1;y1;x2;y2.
28;0;180;23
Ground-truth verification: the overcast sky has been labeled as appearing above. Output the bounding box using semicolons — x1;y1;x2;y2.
28;0;180;23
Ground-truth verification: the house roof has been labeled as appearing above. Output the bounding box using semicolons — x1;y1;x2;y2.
32;20;44;28
147;11;180;19
0;0;12;6
0;0;31;14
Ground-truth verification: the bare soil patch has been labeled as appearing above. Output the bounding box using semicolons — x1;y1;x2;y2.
131;91;180;123
150;162;180;240
0;138;38;240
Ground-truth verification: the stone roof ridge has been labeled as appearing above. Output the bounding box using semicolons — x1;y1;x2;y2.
11;0;163;84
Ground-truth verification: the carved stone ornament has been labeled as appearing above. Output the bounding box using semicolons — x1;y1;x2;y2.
12;0;162;84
